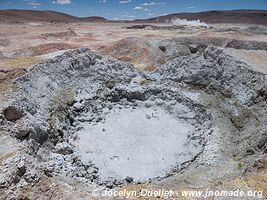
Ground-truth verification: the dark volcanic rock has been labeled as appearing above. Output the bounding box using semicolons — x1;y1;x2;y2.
125;176;134;183
3;106;23;121
189;44;198;53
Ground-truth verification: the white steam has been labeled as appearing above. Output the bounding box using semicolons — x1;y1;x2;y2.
171;18;209;28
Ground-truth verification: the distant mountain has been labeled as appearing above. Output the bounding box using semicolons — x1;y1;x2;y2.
80;16;107;22
0;10;79;22
1;9;267;25
0;9;107;23
135;10;267;25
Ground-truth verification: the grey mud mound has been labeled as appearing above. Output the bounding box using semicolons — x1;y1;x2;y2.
0;46;266;199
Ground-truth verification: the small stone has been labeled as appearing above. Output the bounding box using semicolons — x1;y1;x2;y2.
15;129;30;140
73;102;83;112
188;44;198;54
125;176;134;183
3;106;23;121
158;46;166;52
106;182;114;189
30;126;48;144
17;163;26;177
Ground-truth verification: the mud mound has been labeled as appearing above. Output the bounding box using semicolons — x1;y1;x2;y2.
0;47;266;199
11;43;76;57
98;37;190;71
41;30;78;39
98;37;162;71
224;48;267;74
1;48;211;188
156;46;267;105
99;36;267;72
212;25;267;35
160;36;267;51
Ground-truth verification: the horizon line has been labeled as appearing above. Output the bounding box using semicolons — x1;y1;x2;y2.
1;8;267;20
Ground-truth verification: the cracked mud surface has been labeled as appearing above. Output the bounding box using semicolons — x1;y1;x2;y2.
0;27;267;199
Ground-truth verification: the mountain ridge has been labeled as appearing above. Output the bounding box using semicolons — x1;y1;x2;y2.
136;10;267;25
0;9;107;23
0;9;267;25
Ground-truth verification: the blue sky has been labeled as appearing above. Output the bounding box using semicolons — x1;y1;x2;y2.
1;0;267;19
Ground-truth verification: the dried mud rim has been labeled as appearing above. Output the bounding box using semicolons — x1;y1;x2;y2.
64;87;213;187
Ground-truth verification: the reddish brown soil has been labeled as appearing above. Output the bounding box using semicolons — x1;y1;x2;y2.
13;43;77;57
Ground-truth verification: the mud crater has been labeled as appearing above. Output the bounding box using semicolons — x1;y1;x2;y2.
67;87;211;184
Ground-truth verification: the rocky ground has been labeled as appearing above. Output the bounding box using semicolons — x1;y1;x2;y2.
0;22;267;200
